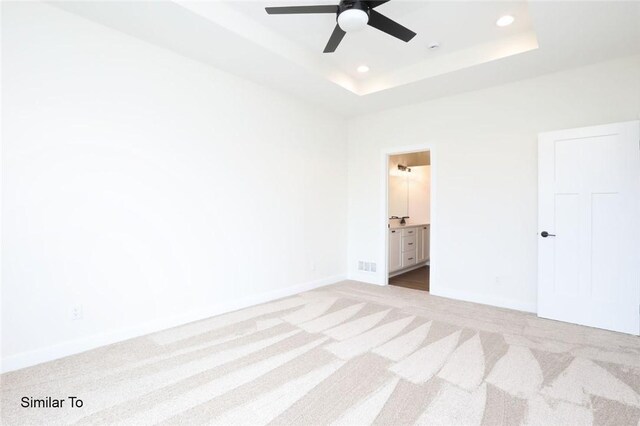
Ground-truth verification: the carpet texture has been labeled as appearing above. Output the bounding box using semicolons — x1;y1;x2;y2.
2;281;640;425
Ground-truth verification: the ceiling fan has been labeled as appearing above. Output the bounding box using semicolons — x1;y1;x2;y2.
265;1;416;53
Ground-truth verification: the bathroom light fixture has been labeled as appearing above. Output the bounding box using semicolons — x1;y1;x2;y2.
357;65;370;73
496;15;515;27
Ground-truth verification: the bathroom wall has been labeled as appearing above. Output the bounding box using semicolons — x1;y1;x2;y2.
407;165;431;225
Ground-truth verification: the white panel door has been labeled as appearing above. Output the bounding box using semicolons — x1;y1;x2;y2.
538;121;640;335
416;227;426;263
422;225;430;262
416;226;430;262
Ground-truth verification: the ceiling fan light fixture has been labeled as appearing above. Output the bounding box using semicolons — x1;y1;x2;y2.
337;8;369;32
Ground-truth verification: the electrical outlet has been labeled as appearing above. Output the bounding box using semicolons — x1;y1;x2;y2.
71;305;83;321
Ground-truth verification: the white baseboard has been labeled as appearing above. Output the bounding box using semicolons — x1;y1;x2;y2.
430;287;537;314
1;274;346;373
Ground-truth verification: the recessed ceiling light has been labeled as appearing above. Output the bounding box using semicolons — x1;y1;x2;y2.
357;65;370;73
496;15;515;27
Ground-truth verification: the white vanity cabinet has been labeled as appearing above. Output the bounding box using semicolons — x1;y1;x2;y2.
389;224;429;274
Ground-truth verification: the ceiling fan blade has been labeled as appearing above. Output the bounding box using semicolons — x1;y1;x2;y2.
265;5;339;14
323;24;346;53
367;9;416;42
365;0;391;8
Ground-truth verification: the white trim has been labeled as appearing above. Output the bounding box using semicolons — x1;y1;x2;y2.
381;144;436;288
430;287;537;314
0;274;346;373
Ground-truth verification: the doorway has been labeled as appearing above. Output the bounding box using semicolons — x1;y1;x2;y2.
386;150;431;291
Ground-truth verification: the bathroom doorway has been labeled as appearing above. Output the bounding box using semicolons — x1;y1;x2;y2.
385;150;431;291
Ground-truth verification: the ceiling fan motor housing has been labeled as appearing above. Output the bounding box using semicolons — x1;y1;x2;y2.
338;1;370;15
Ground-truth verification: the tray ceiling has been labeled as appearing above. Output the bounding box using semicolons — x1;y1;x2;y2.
50;1;640;115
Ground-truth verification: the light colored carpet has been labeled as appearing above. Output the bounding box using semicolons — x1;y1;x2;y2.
2;281;640;425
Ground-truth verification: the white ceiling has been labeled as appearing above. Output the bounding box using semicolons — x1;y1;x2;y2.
225;0;536;87
51;1;640;116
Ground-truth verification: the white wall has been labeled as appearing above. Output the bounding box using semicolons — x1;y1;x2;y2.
347;54;640;311
407;165;430;225
1;2;348;371
387;162;430;225
387;160;408;218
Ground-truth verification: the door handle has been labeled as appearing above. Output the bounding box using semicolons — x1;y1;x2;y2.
540;231;556;238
